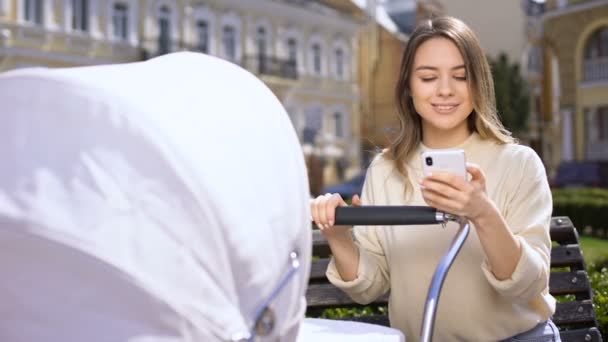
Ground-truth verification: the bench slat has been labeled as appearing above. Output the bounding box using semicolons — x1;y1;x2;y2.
306;283;388;309
550;245;585;269
553;300;597;326
560;327;603;342
549;271;591;297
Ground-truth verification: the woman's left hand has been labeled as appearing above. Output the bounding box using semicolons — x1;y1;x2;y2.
420;163;492;221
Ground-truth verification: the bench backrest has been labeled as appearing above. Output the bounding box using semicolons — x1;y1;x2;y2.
306;216;603;342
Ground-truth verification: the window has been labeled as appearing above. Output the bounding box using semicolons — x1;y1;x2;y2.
598;107;608;142
303;106;323;144
72;0;89;32
584;27;608;59
287;38;297;63
333;112;344;138
312;43;321;75
158;5;171;55
256;27;266;57
24;0;43;25
223;25;236;61
196;20;208;53
583;27;608;81
335;48;344;79
112;2;128;40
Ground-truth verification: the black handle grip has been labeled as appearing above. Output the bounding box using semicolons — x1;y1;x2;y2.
334;206;440;226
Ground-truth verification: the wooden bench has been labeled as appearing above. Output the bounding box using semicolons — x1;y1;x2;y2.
306;216;603;342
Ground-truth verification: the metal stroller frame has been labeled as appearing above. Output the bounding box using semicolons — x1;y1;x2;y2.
333;206;470;342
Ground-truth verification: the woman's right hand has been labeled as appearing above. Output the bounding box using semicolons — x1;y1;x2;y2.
311;193;362;238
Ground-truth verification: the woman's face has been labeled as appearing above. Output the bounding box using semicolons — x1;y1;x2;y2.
410;37;474;138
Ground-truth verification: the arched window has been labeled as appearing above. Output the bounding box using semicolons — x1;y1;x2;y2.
312;43;321;75
196;20;209;53
335;48;344;79
24;0;43;24
72;0;89;31
303;106;323;144
223;25;236;61
256;26;267;57
112;2;128;40
158;5;171;55
583;27;608;81
287;38;297;63
333;111;344;138
256;26;267;73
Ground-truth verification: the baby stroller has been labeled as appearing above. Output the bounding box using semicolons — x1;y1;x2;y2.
0;52;466;342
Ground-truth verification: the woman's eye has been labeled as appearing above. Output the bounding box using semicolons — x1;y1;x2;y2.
454;76;467;81
421;77;436;82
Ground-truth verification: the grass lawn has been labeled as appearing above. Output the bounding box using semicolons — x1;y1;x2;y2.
580;236;608;265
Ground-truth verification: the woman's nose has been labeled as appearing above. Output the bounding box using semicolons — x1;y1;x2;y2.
437;77;454;97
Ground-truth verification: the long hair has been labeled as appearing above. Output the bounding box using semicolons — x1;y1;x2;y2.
386;16;514;196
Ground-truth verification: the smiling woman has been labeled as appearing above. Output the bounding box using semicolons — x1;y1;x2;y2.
310;16;561;342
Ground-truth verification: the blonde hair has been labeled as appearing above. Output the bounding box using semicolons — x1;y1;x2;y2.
386;16;515;196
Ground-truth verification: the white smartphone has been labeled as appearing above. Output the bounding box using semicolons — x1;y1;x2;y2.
421;149;467;180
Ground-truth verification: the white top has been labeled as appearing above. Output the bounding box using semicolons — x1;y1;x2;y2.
0;52;311;341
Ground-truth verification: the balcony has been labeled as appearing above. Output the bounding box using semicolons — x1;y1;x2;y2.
243;55;298;80
583;57;608;82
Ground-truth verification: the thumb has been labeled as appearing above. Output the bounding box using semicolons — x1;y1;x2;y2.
351;194;362;206
466;163;485;182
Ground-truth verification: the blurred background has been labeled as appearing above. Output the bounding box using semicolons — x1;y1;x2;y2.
0;0;606;195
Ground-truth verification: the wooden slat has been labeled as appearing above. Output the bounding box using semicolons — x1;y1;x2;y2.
549;271;591;297
310;258;330;282
550;223;579;246
312;230;331;257
551;245;584;269
560;327;603;342
553;300;597;325
306;283;388;309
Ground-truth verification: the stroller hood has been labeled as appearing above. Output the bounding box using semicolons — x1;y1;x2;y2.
0;52;311;341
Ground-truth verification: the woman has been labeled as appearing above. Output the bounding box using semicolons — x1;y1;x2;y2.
311;17;559;341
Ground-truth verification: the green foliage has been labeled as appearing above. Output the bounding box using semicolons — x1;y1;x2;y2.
489;53;530;134
589;260;608;338
552;188;608;237
320;306;387;319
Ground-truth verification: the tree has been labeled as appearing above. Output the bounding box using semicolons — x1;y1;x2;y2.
489;53;530;135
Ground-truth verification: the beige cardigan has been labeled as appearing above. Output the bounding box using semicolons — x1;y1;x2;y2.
326;133;555;341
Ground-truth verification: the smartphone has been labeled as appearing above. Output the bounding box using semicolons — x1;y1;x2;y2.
421;149;467;180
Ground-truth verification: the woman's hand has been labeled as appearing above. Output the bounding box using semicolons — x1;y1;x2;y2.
419;163;493;221
310;193;361;238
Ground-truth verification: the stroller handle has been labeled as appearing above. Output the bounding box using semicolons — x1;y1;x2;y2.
330;205;469;342
334;206;449;226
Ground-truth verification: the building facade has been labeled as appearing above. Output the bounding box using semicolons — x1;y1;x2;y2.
541;0;608;172
0;0;364;192
0;0;141;69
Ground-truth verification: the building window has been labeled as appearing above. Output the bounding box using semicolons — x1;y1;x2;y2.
72;0;89;32
333;112;344;138
335;48;344;79
303;106;323;144
158;5;171;55
223;25;236;61
257;26;267;57
583;27;608;81
24;0;43;25
196;20;208;53
287;38;297;64
112;2;128;40
312;43;321;75
597;107;608;142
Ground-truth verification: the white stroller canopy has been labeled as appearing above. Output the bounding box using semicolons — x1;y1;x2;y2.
0;52;312;341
